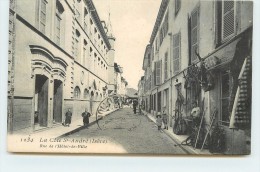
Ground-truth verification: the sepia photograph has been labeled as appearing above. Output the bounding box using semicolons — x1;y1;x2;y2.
7;0;253;155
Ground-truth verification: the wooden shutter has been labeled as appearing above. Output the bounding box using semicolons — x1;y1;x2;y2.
191;7;199;63
175;0;181;15
164;53;168;81
173;33;181;73
155;60;162;85
222;1;235;40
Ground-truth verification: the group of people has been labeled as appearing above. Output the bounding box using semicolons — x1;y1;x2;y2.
156;107;168;131
63;108;92;127
156;102;201;131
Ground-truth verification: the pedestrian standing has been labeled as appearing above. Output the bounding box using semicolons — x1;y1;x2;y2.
82;109;91;127
64;108;72;127
156;115;163;131
191;101;201;127
162;108;168;130
133;100;137;114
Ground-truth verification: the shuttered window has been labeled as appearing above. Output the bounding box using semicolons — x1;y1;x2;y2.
55;14;61;45
175;0;181;15
164;53;168;81
222;1;235;40
155;60;162;85
191;7;199;63
39;0;47;34
173;33;181;73
151;46;154;60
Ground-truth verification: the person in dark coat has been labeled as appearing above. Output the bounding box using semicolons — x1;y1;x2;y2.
64;108;72;127
82;109;91;127
133;100;138;114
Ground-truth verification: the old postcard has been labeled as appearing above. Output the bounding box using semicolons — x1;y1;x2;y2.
7;0;253;155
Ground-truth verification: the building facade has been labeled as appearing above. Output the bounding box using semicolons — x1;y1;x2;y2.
141;0;252;154
8;0;117;134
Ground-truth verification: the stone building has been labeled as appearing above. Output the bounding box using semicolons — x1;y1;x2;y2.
141;0;252;154
8;0;117;134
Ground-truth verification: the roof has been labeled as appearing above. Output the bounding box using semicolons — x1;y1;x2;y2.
142;44;151;70
85;0;111;50
114;63;123;73
149;0;169;45
126;88;138;98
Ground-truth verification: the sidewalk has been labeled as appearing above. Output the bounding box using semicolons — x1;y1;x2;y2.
29;108;119;138
143;110;211;155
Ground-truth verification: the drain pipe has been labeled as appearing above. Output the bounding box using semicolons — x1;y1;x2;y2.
168;32;173;127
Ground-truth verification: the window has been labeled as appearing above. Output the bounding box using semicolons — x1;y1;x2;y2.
147;54;151;67
55;14;61;45
151;46;154;60
159;12;169;46
74;86;81;99
222;1;236;41
84;7;88;17
39;0;47;33
75;39;79;60
83;47;86;66
84;8;88;31
84;89;89;99
75;30;80;61
216;1;236;45
75;0;81;22
83;39;88;66
155;38;158;51
175;0;181;16
173;32;181;73
190;6;199;63
164;12;169;35
220;70;232;125
164;52;168;81
160;29;163;45
155;60;162;85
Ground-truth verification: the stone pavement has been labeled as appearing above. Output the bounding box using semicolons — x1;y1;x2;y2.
143;110;211;155
28;108;119;138
65;107;187;154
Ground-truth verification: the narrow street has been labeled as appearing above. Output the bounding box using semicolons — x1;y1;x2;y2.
65;107;187;154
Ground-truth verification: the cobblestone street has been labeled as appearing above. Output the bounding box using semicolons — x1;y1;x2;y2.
66;107;187;154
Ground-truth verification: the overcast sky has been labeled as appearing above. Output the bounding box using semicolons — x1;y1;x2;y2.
93;0;161;89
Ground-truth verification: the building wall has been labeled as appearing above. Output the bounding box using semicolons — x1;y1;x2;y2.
9;0;115;133
143;0;253;154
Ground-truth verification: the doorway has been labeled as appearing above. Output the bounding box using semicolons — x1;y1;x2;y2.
34;75;49;127
53;79;63;123
90;91;94;114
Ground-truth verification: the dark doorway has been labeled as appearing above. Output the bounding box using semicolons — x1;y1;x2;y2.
90;91;94;114
35;75;49;127
158;91;162;113
53;79;63;123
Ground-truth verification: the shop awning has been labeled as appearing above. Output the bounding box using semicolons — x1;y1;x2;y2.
204;37;241;70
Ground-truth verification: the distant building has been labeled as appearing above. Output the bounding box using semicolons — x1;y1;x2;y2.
8;0;117;134
141;0;252;154
138;76;145;106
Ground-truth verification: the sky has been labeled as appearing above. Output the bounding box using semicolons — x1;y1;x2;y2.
93;0;161;89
